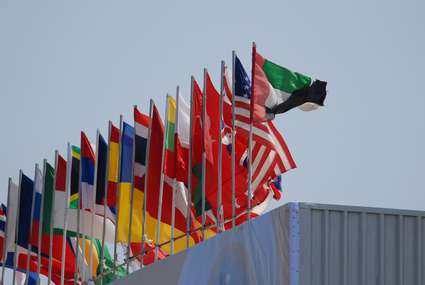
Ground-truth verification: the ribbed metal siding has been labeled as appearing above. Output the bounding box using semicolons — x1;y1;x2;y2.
298;203;425;285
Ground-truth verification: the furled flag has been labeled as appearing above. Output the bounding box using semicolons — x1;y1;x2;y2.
16;173;34;257
163;95;200;252
116;122;135;243
252;50;327;121
30;166;43;249
0;204;6;264
69;146;80;209
144;104;170;250
80;132;96;211
107;123;120;213
94;133;115;222
174;93;209;243
4;181;18;268
50;154;77;283
190;79;207;218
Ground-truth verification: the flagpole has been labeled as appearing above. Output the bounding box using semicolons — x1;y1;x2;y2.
201;68;207;241
154;98;168;261
25;164;38;285
37;160;47;285
171;86;179;255
217;61;225;233
141;100;153;267
1;178;12;284
100;122;112;284
126;107;137;274
48;151;59;285
186;76;194;249
247;42;257;222
231;51;236;228
88;130;100;282
60;144;72;285
12;170;23;285
113;115;123;275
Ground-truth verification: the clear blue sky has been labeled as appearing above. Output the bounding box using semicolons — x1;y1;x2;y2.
1;0;424;212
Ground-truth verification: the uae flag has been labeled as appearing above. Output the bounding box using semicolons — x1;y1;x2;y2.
253;50;327;121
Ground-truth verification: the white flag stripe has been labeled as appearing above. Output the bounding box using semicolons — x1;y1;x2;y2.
6;182;18;254
66;209;115;243
135;122;149;138
177;94;190;146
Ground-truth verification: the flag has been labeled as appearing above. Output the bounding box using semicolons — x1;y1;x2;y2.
116;122;136;243
164;95;177;178
253;51;327;120
4;181;18;267
30;166;43;248
94;133;115;222
0;204;7;263
219;57;296;223
50;154;77;282
69;146;80;209
174;94;202;245
190;79;205;217
80;132;95;211
16;173;34;250
107;123;120;212
163;96;201;251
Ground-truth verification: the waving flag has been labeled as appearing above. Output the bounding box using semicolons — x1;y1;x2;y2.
219;56;296;223
253;50;327;121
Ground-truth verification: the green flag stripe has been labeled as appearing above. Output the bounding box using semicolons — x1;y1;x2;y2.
262;59;312;94
42;163;55;234
165;121;175;151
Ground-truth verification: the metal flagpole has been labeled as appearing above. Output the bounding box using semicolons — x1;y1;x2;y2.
201;69;207;240
60;144;72;285
37;160;47;285
217;61;225;233
247;42;257;222
89;130;101;281
141;100;153;267
1;178;13;284
75;138;84;284
25;164;38;285
186;77;194;249
231;51;236;228
170;86;179;255
12;170;23;285
154;98;168;261
100;122;112;284
48;151;59;285
126;106;137;274
113;115;123;274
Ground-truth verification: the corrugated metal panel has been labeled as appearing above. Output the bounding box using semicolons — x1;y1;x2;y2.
297;203;425;285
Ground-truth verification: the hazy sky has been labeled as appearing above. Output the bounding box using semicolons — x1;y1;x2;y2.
1;0;424;213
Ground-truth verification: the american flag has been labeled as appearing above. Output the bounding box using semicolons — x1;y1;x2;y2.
224;56;296;199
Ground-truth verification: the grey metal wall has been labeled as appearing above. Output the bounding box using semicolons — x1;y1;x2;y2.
112;203;425;285
298;203;425;285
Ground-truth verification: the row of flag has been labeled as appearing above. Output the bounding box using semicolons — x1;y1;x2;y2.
0;43;327;284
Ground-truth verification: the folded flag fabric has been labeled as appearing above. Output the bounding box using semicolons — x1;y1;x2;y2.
253;51;327;121
69;146;80;209
107;122;120;212
30;166;43;248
